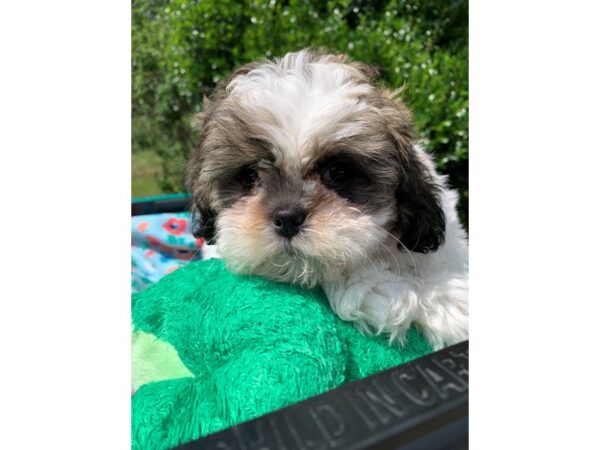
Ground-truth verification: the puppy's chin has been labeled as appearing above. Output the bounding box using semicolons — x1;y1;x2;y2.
215;193;390;288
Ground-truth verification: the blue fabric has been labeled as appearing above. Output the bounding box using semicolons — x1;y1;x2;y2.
131;212;205;292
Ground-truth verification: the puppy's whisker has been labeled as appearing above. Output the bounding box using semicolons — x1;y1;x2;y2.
187;245;204;262
362;249;380;280
370;233;404;277
370;223;419;279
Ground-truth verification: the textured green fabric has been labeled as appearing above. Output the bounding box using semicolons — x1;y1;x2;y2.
131;259;432;450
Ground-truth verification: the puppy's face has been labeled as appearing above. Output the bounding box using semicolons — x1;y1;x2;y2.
186;50;445;287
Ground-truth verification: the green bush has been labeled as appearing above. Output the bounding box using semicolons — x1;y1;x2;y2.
132;0;468;225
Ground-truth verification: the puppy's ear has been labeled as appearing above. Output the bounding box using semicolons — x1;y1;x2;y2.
385;98;446;253
190;202;217;244
185;161;218;244
395;153;446;253
186;60;265;245
186;95;218;244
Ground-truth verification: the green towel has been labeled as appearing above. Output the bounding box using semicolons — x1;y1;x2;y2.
132;258;432;450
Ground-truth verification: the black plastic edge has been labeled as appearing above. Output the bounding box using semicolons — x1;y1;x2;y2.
174;340;468;450
131;196;191;216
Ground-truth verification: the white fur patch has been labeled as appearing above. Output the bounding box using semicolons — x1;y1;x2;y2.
226;52;373;173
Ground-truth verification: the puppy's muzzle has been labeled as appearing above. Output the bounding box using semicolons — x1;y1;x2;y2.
273;207;307;239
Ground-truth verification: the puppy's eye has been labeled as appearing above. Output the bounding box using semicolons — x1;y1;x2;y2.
236;166;258;192
321;163;353;186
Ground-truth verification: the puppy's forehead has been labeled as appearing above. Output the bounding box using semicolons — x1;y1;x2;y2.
225;56;375;170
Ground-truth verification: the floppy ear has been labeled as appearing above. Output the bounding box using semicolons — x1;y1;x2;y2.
186;160;217;244
186;60;269;245
185;158;217;244
190;203;217;244
395;152;446;253
383;97;446;253
186;95;218;244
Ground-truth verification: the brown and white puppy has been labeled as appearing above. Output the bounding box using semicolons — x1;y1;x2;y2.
186;49;468;349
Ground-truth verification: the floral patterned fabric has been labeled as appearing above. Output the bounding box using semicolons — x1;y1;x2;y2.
131;212;205;292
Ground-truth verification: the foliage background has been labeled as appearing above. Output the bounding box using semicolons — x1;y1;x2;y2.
132;0;468;225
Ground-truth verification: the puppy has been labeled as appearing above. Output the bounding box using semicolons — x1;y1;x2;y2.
186;49;468;350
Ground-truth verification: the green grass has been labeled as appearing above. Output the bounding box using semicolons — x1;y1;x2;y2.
132;151;166;198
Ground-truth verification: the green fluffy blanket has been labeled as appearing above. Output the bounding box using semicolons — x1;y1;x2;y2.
131;259;432;450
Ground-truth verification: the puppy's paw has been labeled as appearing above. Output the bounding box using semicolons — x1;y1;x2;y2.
323;267;469;350
322;266;421;343
415;285;469;350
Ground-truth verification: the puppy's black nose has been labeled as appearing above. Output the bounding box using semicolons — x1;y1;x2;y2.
273;208;307;239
